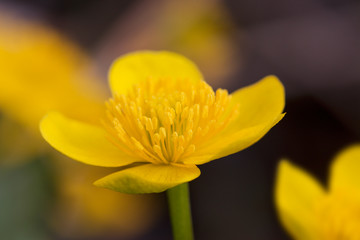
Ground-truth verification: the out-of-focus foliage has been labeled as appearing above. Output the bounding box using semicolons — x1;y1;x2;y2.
0;156;52;240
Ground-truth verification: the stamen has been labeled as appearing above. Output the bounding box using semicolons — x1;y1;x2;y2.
103;78;239;164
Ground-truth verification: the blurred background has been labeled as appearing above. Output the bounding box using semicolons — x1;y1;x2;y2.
0;0;359;239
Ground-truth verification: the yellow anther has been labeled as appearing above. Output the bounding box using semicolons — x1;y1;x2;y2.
178;146;184;154
159;127;167;139
137;106;143;117
178;135;185;146
175;102;182;115
152;117;158;130
153;133;161;144
136;118;144;130
215;89;223;100
186;144;196;155
170;108;175;118
188;108;194;120
166;111;174;125
150;109;157;118
180;92;186;104
200;89;205;103
145;118;153;131
185;130;193;141
191;89;196;102
202;126;210;136
181;107;189;119
172;131;179;140
194;104;200;117
104;77;237;164
186;119;194;132
114;124;126;136
202;105;209;119
153;145;162;155
206;92;215;105
130;102;137;115
131;137;144;151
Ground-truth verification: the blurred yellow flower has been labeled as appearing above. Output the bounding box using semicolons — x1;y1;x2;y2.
0;13;107;136
97;0;240;87
154;0;239;86
0;13;158;237
41;51;285;194
275;145;360;240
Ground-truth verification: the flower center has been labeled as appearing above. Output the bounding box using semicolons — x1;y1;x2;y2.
104;78;238;164
315;190;360;240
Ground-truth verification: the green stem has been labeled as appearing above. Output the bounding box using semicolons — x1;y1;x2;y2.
166;183;194;240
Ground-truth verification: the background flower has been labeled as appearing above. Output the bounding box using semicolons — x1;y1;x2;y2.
0;11;159;240
275;144;360;239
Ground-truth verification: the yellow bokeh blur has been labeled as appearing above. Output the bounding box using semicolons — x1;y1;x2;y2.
0;10;160;239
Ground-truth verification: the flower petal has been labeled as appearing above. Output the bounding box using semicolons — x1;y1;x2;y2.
40;111;142;167
330;144;360;193
109;51;203;95
275;160;325;240
94;163;200;194
182;114;284;165
229;75;285;130
182;75;285;165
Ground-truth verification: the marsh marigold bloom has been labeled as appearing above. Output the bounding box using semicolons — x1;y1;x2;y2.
41;51;285;194
275;145;360;240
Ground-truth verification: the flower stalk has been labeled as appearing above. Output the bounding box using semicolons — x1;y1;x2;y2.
167;183;194;240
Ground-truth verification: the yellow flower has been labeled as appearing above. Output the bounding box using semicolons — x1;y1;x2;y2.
0;13;107;136
41;51;285;194
275;145;360;240
0;13;159;237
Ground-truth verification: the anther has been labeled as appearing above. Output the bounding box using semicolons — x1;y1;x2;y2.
159;127;166;139
186;144;196;154
145;118;153;132
152;117;158;130
202;105;209;119
131;137;145;151
175;102;182;114
181;107;189;119
153;133;161;144
185;130;193;141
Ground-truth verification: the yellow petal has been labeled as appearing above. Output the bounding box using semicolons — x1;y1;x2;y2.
109;51;203;95
183;115;284;165
94;163;200;194
40;112;141;167
330;144;360;193
229;75;285;130
181;76;285;165
275;160;325;240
